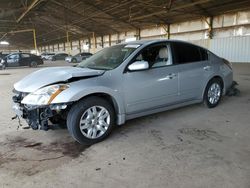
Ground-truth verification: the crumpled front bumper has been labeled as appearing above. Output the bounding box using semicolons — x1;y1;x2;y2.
12;91;69;130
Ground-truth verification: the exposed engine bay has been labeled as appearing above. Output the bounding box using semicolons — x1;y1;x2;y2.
12;90;70;130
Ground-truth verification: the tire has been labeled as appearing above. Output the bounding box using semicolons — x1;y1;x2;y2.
67;96;115;144
49;116;67;129
71;58;77;63
1;63;6;70
30;61;38;67
204;78;223;108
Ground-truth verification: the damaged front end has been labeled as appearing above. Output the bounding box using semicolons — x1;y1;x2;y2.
226;81;240;96
12;88;70;130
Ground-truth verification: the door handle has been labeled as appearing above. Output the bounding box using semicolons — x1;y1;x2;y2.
203;66;211;71
165;73;177;79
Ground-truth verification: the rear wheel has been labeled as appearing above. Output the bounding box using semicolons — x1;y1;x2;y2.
67;96;115;144
30;61;38;67
204;78;223;108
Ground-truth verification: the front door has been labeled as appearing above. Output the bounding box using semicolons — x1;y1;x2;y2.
6;53;20;67
19;53;31;66
123;43;179;114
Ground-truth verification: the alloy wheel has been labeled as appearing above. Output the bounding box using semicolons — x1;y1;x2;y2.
207;83;221;104
79;106;110;139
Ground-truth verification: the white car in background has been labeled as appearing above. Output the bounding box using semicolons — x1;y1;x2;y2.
41;52;55;60
65;52;93;63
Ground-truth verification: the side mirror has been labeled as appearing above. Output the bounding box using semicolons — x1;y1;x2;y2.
128;60;149;71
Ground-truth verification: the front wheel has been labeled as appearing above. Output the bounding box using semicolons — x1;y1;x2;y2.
1;63;6;70
67;97;115;144
204;78;223;108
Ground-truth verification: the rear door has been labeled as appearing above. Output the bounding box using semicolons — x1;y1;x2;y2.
171;42;210;101
123;42;180;114
19;53;31;66
6;54;20;67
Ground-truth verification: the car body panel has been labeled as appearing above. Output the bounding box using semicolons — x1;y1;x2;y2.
14;66;105;92
123;65;179;114
41;53;55;60
178;60;212;100
65;53;93;63
51;53;68;61
12;39;233;126
2;53;43;68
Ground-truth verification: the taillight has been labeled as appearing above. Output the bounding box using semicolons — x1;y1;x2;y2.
222;58;232;70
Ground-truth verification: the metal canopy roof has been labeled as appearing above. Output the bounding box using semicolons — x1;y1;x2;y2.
0;0;250;49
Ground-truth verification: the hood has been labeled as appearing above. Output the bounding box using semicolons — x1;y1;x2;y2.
14;66;104;93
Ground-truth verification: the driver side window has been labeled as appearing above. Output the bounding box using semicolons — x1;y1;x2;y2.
134;43;172;68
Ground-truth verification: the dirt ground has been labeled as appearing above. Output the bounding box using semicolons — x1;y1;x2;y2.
0;61;249;188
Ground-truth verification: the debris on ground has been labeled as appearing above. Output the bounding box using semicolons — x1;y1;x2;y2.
226;81;240;96
176;135;183;142
24;143;42;148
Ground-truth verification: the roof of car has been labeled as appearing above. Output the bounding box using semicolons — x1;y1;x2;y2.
121;39;206;50
123;39;195;45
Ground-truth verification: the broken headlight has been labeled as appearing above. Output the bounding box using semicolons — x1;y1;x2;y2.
21;84;69;105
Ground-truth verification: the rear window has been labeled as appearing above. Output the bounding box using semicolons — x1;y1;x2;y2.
171;42;208;64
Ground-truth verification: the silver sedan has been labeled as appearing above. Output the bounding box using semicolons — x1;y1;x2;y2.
12;40;233;144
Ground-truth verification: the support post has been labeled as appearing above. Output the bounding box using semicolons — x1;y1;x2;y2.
137;28;141;40
88;37;91;51
101;35;104;48
162;24;170;39
92;32;96;53
207;17;213;39
79;40;81;53
167;24;170;39
109;34;111;46
66;31;71;55
32;29;38;54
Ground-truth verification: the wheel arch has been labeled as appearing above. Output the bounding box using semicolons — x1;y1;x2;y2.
203;75;224;98
54;87;126;125
79;92;120;116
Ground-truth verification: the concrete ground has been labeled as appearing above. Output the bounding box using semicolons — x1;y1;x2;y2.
0;61;249;188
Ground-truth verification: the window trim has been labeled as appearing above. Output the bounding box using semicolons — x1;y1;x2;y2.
124;42;174;73
171;42;208;65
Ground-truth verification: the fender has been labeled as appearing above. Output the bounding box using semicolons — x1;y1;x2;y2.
201;73;225;99
51;81;126;124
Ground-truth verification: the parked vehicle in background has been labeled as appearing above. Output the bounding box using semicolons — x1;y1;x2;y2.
0;52;43;69
0;52;9;60
49;53;68;61
41;52;55;60
65;52;93;63
12;40;233;144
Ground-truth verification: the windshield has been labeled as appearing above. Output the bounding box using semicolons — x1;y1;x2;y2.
78;44;140;70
